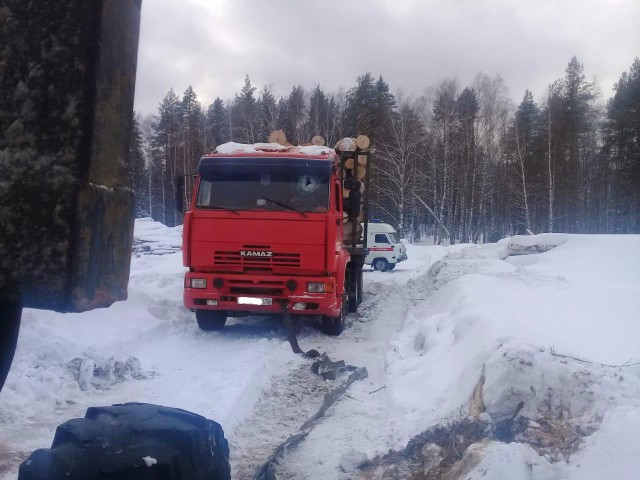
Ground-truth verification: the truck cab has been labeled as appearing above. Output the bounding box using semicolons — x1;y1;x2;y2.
181;143;363;335
365;222;407;272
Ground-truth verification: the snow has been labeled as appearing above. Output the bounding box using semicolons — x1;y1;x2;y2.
506;232;569;248
298;145;333;156
1;225;639;479
214;142;333;156
142;456;157;467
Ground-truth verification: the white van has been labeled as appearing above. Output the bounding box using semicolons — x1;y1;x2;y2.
365;222;407;271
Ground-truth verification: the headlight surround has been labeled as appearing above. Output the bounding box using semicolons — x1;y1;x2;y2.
190;278;207;289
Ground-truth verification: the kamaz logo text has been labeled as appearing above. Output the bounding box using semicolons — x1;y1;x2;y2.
240;250;273;257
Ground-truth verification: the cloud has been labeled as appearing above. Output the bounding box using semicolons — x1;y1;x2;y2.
134;0;640;114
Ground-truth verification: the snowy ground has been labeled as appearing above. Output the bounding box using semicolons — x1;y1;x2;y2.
1;219;639;479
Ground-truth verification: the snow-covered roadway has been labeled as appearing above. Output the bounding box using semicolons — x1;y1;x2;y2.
1;219;639;480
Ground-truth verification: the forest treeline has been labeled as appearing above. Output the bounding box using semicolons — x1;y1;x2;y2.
129;56;640;242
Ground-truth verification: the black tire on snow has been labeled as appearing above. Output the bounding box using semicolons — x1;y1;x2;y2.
372;258;389;272
347;295;358;313
18;402;231;480
196;309;227;331
346;267;358;313
388;263;396;271
321;291;347;336
356;268;364;305
0;297;21;392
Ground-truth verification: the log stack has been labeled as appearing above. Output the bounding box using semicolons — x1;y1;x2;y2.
335;135;370;244
268;130;287;146
264;131;370;244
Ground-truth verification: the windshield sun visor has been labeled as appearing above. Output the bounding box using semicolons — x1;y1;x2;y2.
198;157;333;178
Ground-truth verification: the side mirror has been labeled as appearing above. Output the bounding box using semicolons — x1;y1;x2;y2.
174;175;185;213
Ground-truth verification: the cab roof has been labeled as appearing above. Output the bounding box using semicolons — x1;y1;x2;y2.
198;143;336;176
203;142;336;161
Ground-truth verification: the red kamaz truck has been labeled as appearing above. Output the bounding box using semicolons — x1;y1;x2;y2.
181;139;370;335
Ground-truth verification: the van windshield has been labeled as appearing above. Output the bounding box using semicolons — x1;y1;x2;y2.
388;233;398;243
197;172;330;213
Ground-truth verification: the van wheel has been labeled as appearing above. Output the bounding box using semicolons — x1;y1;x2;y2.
196;310;227;331
388;263;396;271
18;403;231;480
372;258;389;272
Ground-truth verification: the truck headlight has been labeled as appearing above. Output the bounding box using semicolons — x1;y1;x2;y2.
190;278;207;289
306;281;334;293
307;282;325;293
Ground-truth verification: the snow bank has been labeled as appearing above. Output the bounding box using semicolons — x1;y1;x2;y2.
385;235;640;477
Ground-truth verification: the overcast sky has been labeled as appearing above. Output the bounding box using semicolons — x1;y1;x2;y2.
133;0;640;115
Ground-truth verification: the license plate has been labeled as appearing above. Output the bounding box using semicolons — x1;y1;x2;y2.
237;297;273;306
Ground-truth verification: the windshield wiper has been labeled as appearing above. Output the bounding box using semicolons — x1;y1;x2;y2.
258;198;307;217
200;205;240;215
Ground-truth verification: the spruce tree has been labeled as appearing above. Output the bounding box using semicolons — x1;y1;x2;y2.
231;75;258;143
603;57;640;232
206;97;230;148
128;112;149;218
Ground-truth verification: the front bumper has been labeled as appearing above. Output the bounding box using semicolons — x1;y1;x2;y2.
397;251;408;262
183;272;341;317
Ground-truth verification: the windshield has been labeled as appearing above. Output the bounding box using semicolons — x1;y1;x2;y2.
197;172;330;213
388;233;398;243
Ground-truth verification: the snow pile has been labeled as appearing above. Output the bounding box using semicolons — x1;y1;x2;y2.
384;235;640;478
215;142;290;154
132;217;182;255
298;145;333;156
214;141;333;156
502;232;569;257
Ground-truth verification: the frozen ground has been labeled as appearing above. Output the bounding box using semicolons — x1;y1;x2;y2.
1;219;639;479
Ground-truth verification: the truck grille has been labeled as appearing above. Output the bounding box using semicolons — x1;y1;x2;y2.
213;245;301;270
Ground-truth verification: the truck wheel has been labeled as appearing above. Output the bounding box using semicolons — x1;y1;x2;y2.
345;265;358;313
388;263;396;271
348;265;363;311
0;298;21;391
321;291;346;336
18;402;231;480
372;258;389;272
196;310;227;331
347;296;358;313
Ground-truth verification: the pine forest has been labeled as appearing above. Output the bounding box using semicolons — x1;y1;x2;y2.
128;56;640;242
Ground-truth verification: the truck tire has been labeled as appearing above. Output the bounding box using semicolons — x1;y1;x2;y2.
0;298;21;391
388;263;396;271
356;268;363;306
372;258;389;272
321;291;347;336
196;310;227;331
18;403;231;480
349;265;364;310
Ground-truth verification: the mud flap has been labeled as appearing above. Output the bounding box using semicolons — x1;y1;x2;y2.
282;309;320;359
